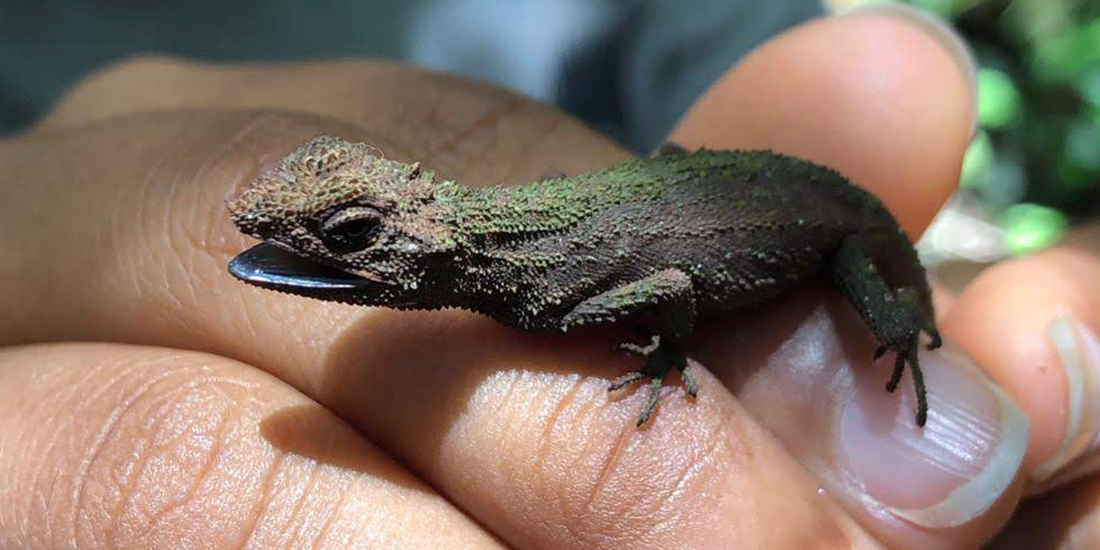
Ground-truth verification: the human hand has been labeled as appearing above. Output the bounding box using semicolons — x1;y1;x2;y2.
1;6;1097;550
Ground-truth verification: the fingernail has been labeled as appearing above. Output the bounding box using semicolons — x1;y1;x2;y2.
839;346;1028;528
1031;316;1100;489
842;2;979;137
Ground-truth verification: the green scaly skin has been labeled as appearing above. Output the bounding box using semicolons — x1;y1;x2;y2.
228;136;942;427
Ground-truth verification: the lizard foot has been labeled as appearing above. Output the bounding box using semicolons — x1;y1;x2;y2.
608;338;697;426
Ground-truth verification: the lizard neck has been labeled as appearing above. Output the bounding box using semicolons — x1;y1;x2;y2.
437;164;666;240
411;175;623;325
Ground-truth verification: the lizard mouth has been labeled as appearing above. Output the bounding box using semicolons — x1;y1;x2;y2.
228;242;373;292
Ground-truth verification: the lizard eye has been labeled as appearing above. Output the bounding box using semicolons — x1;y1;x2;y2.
319;206;381;253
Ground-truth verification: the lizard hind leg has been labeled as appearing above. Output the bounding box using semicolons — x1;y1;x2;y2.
830;228;939;427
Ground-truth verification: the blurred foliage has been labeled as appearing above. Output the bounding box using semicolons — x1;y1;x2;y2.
1002;202;1072;253
833;0;1099;255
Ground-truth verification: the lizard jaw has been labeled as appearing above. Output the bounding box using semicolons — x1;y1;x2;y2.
228;241;376;293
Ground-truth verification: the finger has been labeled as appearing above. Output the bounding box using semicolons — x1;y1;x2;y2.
0;343;504;549
942;226;1100;494
671;5;1029;549
976;225;1100;550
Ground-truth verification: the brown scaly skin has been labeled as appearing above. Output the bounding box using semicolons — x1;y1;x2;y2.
228;135;942;426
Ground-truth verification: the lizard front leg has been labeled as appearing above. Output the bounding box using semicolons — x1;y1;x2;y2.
830;228;941;426
562;268;696;425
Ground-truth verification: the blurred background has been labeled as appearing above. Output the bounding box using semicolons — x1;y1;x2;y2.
0;0;1096;263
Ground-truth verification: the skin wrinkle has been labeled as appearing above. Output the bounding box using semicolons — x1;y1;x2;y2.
3;383;33;546
165;158;201;289
236;451;289;550
491;370;523;420
377;66;623;183
423;94;517;168
114;122;181;320
130;377;242;542
650;411;736;545
157;194;195;331
538;375;587;469
633;451;701;545
276;460;325;550
69;361;184;547
36;358;141;543
13;344;512;550
574;418;636;548
155;122;235;334
33;466;58;546
668;418;725;505
105;153;134;314
59;348;256;548
310;481;351;550
165;115;355;359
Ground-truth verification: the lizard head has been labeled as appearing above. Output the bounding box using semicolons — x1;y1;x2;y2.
227;135;458;305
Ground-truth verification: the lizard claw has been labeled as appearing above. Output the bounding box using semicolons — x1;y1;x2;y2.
609;371;646;392
885;351;905;393
636;377;664;426
926;328;942;350
873;345;888;361
609;371;663;426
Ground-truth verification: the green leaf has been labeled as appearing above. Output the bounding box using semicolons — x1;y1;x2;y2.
977;68;1022;129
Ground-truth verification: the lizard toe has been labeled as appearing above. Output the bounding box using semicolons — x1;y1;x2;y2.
608;371;647;392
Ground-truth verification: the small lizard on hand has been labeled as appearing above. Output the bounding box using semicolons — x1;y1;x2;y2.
227;136;941;426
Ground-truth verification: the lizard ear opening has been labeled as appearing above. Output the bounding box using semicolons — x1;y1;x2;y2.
319;206;382;253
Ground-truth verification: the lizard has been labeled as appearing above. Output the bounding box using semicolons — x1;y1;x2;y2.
227;135;942;427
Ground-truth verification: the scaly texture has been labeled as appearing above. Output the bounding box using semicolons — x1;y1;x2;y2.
228;136;941;426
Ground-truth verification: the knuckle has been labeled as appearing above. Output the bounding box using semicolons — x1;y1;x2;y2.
41;55;206;129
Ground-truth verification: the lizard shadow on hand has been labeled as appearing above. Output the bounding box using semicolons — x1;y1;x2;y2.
314;306;642;463
258;404;435;492
695;282;902;441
